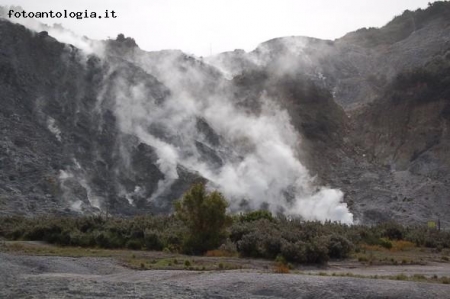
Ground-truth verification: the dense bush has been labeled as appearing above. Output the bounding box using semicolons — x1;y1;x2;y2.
0;215;187;251
230;218;351;263
305;238;329;264
326;235;353;259
280;241;307;263
237;232;265;258
2;207;450;265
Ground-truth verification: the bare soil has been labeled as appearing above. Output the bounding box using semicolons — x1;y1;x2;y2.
2;241;450;298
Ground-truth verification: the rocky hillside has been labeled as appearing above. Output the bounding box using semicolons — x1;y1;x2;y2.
205;2;450;225
349;46;450;224
1;2;450;225
207;2;450;110
0;20;199;216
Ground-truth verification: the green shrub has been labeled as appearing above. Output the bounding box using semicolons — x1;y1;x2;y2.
379;238;393;249
305;238;329;264
126;239;143;250
239;210;274;223
237;232;264;258
327;235;354;259
143;229;163;251
381;222;404;240
174;183;232;254
229;222;252;243
69;230;95;247
262;233;284;259
280;241;307;263
93;231;125;248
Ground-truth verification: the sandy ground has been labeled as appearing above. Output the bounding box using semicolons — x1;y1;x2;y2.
2;252;450;299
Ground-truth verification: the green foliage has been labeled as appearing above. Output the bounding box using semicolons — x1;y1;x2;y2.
237;231;265;258
280;241;307;263
381;222;405;240
379;238;393;249
174;183;232;254
0;215;187;251
239;210;274;222
126;239;143;250
326;235;354;259
143;229;163;251
3;209;450;266
231;218;352;264
305;238;330;264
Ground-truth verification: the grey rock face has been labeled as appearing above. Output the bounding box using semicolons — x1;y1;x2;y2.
1;3;450;225
0;20;199;216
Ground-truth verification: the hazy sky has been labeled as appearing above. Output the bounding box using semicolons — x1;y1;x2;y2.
1;0;433;56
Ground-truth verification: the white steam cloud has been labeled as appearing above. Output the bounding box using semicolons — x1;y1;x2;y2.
10;14;353;223
106;48;353;224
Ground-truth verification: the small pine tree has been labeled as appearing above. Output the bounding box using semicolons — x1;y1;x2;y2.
174;183;231;254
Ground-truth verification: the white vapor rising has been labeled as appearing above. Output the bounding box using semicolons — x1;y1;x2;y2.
9;14;353;223
107;48;353;224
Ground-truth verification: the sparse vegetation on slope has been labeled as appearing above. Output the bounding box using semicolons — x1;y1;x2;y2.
341;1;450;47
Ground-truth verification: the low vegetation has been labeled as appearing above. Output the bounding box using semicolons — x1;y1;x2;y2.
2;184;450;266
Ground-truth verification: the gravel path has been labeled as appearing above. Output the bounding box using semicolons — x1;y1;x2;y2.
2;252;450;298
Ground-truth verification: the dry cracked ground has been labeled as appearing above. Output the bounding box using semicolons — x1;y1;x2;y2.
2;243;450;298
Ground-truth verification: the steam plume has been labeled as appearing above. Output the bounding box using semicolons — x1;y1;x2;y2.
107;47;353;224
11;15;353;223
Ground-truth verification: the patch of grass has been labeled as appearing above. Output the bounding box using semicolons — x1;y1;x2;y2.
358;256;368;262
361;244;387;252
395;274;408;280
1;242;247;272
354;244;431;266
205;249;236;257
413;274;426;280
274;263;290;274
1;242;116;257
127;257;187;270
391;240;416;252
